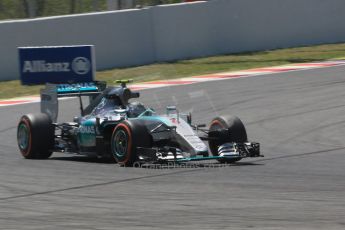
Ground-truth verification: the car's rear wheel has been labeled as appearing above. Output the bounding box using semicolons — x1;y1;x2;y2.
208;115;247;163
17;113;54;159
111;120;151;167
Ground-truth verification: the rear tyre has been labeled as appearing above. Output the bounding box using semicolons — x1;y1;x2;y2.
17;113;54;159
208;115;247;163
111;120;151;167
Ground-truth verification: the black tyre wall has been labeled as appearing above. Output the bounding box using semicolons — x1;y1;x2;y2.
111;120;151;166
17;113;54;159
208;115;247;162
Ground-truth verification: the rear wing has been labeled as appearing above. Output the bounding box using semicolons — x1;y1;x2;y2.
40;82;106;122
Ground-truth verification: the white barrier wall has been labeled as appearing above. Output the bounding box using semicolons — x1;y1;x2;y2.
153;0;345;61
1;0;345;81
0;9;155;81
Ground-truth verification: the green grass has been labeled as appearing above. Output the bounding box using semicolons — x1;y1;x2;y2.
1;43;345;99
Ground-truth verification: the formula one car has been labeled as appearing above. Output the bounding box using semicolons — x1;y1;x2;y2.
17;80;262;166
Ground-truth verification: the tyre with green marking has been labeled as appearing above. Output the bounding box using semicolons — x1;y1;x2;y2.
17;113;54;159
111;120;151;167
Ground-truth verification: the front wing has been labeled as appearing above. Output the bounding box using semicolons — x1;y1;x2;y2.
136;142;262;164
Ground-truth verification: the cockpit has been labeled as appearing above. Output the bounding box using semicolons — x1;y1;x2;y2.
89;86;148;118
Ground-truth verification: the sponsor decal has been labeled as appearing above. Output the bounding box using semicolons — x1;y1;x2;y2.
79;126;95;134
23;60;70;73
72;57;91;75
57;82;97;90
170;117;179;124
18;45;95;84
22;57;91;75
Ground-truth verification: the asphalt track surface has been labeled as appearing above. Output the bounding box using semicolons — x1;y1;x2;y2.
1;66;345;229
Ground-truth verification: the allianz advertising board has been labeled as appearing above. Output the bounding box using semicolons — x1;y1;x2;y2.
18;45;95;85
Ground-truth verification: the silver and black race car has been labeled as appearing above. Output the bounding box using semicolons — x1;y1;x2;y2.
17;80;262;166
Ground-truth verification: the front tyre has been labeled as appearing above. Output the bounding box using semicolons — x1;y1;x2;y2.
111;120;151;167
17;113;54;159
208;116;247;163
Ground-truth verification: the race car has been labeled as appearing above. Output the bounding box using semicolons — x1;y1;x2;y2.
17;80;262;166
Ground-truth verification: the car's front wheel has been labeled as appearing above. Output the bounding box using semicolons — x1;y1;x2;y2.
208;115;247;163
111;120;151;167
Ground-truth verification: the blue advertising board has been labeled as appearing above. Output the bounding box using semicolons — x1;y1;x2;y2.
18;45;95;85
